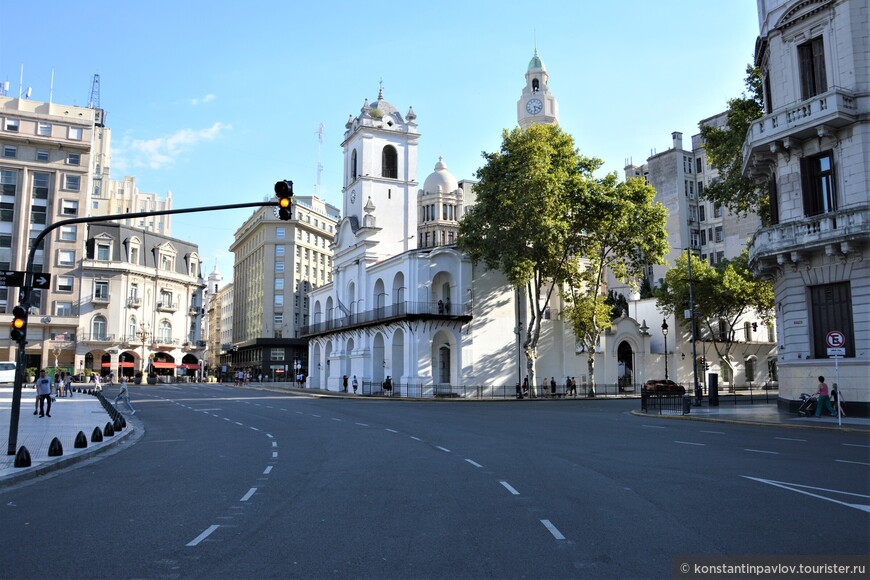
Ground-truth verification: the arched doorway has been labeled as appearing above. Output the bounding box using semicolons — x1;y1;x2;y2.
119;352;136;379
152;352;176;379
181;354;201;382
617;341;634;392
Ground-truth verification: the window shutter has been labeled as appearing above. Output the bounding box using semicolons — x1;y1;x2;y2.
800;156;816;216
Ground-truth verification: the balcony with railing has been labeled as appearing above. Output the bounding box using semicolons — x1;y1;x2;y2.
80;333;116;343
92;293;111;305
749;206;869;271
127;296;142;308
156;302;177;313
302;300;473;338
742;87;860;176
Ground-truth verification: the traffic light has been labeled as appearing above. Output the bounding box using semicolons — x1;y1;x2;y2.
10;305;27;344
274;179;293;221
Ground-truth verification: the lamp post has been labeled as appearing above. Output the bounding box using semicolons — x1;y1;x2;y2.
661;319;669;380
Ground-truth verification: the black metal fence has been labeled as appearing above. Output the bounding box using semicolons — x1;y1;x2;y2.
641;384;779;414
350;381;640;400
641;389;690;415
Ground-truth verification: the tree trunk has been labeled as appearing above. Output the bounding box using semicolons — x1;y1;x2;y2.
586;353;596;397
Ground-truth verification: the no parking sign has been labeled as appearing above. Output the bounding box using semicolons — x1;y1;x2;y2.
826;331;846;357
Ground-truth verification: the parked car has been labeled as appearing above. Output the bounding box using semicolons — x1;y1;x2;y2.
644;379;685;395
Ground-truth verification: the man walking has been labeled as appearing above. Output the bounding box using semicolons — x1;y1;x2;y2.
35;369;52;418
352;375;359;394
114;377;135;415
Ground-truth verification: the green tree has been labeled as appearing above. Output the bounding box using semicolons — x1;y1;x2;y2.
560;173;668;396
458;123;668;396
700;65;768;223
655;250;774;379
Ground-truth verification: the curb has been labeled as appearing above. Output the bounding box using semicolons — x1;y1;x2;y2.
629;410;868;433
0;415;141;491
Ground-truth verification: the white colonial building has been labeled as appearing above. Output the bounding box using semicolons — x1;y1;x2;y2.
743;0;868;412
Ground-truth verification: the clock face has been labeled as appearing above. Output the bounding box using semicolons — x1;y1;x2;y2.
350;190;357;204
526;98;543;115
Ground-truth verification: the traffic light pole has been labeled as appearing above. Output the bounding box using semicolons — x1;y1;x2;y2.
7;200;279;455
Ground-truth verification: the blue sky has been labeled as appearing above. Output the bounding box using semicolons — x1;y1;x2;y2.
1;0;759;281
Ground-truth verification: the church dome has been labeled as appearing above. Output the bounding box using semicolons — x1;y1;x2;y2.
528;49;546;71
423;157;459;194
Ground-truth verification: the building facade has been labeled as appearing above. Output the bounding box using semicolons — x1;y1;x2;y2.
743;0;869;410
228;196;339;380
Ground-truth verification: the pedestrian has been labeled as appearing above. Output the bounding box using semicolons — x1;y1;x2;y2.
437;299;444;314
550;377;556;398
55;371;64;398
64;372;73;397
831;383;845;417
444;298;451;314
352;375;358;394
814;375;835;417
565;376;571;399
570;377;577;397
108;371;115;386
114;377;135;415
343;375;348;393
541;377;548;398
35;369;52;418
92;373;102;392
384;376;393;396
522;377;529;397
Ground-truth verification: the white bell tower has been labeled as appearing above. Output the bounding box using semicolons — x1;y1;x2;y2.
517;50;559;129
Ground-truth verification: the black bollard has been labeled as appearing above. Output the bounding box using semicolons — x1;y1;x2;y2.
74;431;88;448
118;415;127;429
14;446;32;468
113;417;123;432
48;437;64;457
91;426;104;442
103;422;115;437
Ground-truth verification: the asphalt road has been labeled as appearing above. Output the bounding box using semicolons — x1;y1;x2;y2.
1;383;867;579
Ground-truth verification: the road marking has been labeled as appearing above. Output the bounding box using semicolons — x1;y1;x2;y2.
700;430;726;435
386;428;398;433
642;425;666;429
745;449;779;455
500;481;520;495
541;519;566;540
272;451;278;458
240;488;257;502
223;418;231;421
235;422;244;426
312;414;321;418
436;446;451;453
465;459;482;468
250;427;260;431
332;418;342;422
675;441;705;446
187;525;220;547
843;443;870;448
272;442;277;447
410;436;422;441
196;408;222;412
263;466;273;475
296;411;304;415
776;437;807;442
266;434;274;439
743;476;870;513
836;459;870;466
355;422;369;427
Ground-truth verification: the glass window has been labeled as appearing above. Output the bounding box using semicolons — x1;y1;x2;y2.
810;282;855;358
60;225;77;241
275;278;284;291
92;315;107;340
68;126;83;140
66;153;81;166
4;118;20;132
274;314;283;325
3;145;16;158
158;320;172;342
798;37;827;100
271;348;285;361
36;149;49;162
276;227;285;239
1;170;17;194
57;276;74;292
130;246;139;264
37;122;51;136
55;302;73;317
275;245;285;257
382;145;398;178
58;250;75;266
32;173;50;198
62;200;79;215
128;317;137;340
0;234;10;248
64;175;81;191
275;295;284;307
801;151;836;216
30;206;47;225
745;358;755;382
97;244;110;261
275;262;284;273
95;281;109;300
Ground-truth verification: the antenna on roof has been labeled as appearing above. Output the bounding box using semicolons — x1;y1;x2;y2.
316;122;324;197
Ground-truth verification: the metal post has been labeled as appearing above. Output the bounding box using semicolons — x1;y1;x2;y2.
688;248;701;405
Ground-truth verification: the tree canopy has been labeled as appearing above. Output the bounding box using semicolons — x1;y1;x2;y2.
655;250;774;368
699;65;768;223
458;123;668;394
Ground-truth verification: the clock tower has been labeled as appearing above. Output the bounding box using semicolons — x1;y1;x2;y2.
517;49;559;129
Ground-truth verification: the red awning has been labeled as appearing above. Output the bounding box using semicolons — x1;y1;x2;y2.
101;362;111;368
119;362;134;368
151;361;176;369
181;363;201;370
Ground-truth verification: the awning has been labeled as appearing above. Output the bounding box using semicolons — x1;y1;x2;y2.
181;363;201;370
119;361;134;368
101;362;111;368
151;361;176;369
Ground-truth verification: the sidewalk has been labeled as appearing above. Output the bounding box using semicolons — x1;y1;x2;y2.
0;385;135;488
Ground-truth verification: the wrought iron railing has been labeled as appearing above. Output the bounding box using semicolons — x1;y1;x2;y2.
303;300;472;336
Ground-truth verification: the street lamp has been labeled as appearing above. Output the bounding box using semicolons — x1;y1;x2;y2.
661;319;669;380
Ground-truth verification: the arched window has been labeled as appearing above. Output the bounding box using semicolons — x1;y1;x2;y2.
382;145;397;179
158;320;172;343
92;315;107;341
351;150;358;182
745;357;756;383
532;79;540;92
128;317;137;341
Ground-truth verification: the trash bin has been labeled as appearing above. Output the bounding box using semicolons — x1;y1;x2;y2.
682;394;691;415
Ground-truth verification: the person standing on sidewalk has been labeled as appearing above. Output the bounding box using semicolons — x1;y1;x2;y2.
814;376;835;417
35;369;52;417
114;377;135;415
352;375;358;394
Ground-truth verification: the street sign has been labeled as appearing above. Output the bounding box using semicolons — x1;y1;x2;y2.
0;270;25;287
31;273;51;289
827;347;846;357
825;330;846;348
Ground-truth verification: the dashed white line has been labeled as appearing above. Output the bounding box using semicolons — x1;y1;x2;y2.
410;436;422;441
263;466;273;475
356;422;369;427
843;443;870;448
776;437;807;442
272;451;278;458
250;427;260;432
642;425;666;429
675;441;705;446
836;459;870;466
266;434;274;439
332;418;342;422
700;430;726;435
272;442;278;447
436;446;451;453
312;414;321;418
541;519;566;540
186;524;220;547
240;488;257;502
500;481;520;495
296;411;304;415
385;428;398;433
745;449;779;455
234;422;244;426
465;459;482;468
